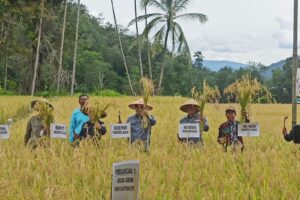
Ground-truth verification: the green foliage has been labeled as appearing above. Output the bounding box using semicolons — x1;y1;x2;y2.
92;89;122;97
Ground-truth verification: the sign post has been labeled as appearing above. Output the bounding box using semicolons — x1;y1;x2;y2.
178;123;200;140
111;160;139;200
238;122;260;137
50;123;67;139
110;123;131;139
0;125;9;139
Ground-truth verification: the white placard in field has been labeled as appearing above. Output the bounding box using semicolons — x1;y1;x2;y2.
50;123;67;139
178;123;200;138
110;123;131;138
238;122;260;137
0;125;9;139
112;160;140;200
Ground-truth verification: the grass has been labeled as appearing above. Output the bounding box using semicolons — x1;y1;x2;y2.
0;96;299;199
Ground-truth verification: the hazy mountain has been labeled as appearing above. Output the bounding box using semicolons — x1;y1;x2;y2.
202;60;247;71
260;58;289;79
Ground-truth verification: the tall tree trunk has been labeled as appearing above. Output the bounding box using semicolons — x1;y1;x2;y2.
31;0;44;96
70;0;80;95
134;0;143;78
110;0;135;95
4;42;8;90
57;0;68;92
157;26;170;94
145;6;152;81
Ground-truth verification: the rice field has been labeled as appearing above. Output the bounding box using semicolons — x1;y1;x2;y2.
0;96;299;200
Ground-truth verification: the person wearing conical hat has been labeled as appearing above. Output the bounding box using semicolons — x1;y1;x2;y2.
126;98;156;152
178;99;209;145
24;98;54;149
217;107;249;152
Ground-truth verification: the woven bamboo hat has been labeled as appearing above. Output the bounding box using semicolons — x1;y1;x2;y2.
31;98;54;109
128;98;153;111
180;99;200;112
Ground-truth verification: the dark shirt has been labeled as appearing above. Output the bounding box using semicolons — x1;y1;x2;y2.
79;120;106;139
218;120;243;145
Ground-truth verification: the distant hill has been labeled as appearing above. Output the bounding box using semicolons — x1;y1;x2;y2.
260;58;291;79
202;60;247;71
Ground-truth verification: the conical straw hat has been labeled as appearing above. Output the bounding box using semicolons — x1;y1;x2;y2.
31;98;54;109
128;98;153;111
180;99;200;112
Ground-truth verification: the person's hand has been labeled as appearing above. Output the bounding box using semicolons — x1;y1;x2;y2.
200;115;207;122
143;110;149;117
218;137;226;144
282;127;287;135
94;122;101;130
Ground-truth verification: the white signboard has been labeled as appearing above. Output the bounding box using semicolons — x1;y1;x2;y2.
50;123;67;139
0;125;9;139
178;123;200;138
110;123;131;138
238;122;260;137
112;160;139;200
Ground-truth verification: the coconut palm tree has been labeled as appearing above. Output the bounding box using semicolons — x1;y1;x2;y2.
110;0;135;95
134;0;143;78
130;0;208;92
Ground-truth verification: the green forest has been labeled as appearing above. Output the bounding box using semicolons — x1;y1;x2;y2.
0;0;296;103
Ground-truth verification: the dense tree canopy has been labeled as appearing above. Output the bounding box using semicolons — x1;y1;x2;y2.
0;1;296;103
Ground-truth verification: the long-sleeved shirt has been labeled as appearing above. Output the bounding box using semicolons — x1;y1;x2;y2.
178;113;209;143
24;115;47;148
79;120;107;139
69;108;89;142
126;114;156;145
284;125;300;143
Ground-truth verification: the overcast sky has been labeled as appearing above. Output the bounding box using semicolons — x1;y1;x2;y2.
81;0;296;65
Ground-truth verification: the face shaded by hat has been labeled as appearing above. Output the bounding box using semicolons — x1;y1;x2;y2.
128;98;153;111
31;99;54;111
180;99;200;113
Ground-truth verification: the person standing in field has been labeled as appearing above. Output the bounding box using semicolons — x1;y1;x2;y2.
69;94;90;143
217;107;249;152
126;98;156;152
282;124;300;144
69;94;107;146
24;99;54;149
78;103;107;142
178;99;209;145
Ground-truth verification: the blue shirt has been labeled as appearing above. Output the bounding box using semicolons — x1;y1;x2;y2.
126;114;156;144
178;113;209;143
69;108;90;142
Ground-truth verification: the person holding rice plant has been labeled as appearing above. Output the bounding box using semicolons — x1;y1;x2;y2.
178;99;209;145
69;94;107;145
24;98;54;149
69;94;91;143
127;98;156;152
77;102;107;142
217;107;249;152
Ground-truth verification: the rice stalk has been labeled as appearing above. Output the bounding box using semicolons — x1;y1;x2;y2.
191;80;220;115
224;75;271;122
140;77;154;128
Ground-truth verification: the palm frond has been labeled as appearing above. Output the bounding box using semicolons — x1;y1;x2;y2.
176;13;208;23
128;13;164;27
